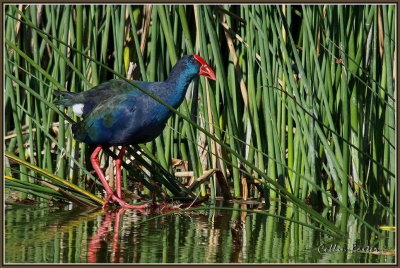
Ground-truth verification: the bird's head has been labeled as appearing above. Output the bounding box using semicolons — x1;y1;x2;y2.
171;55;216;81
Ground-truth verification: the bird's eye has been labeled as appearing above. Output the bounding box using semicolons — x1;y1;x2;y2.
191;57;200;65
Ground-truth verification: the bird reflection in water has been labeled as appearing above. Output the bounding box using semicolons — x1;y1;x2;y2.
87;207;129;263
87;195;209;263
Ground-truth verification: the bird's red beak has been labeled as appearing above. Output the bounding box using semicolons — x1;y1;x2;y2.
194;55;216;80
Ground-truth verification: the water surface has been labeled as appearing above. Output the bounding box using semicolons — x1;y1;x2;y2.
4;202;394;263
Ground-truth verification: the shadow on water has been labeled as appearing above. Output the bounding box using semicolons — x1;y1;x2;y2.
4;201;394;264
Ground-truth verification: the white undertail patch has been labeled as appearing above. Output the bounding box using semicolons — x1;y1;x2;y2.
72;103;84;117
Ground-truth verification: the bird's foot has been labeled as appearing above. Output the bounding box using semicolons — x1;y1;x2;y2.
102;193;150;211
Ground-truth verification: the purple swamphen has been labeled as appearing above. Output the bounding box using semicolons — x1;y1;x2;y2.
54;55;216;209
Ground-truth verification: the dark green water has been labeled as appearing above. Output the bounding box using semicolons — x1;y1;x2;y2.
4;202;395;263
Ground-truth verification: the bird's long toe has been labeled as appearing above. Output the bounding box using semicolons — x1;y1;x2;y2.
122;202;150;210
108;194;149;211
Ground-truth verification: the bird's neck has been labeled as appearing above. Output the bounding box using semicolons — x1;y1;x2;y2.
164;69;197;108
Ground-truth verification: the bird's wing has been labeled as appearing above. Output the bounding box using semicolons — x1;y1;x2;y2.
78;79;149;118
72;92;141;144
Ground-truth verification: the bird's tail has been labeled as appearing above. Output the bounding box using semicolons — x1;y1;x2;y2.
54;90;77;106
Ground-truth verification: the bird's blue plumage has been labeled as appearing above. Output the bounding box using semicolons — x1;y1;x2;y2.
56;55;204;146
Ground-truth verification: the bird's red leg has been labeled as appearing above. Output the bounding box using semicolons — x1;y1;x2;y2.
111;147;149;210
90;145;116;208
91;145;149;210
115;146;127;199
